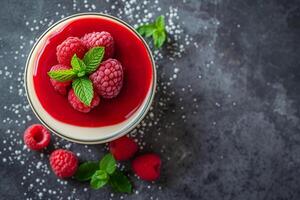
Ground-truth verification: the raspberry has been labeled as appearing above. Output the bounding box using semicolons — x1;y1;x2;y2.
68;88;100;113
49;64;72;95
132;153;161;181
89;59;123;99
56;37;87;66
109;136;138;161
49;149;78;178
81;32;114;60
23;124;51;151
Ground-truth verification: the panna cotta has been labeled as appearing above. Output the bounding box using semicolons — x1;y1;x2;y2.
25;13;156;144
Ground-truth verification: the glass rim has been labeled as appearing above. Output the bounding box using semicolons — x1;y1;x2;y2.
24;12;157;144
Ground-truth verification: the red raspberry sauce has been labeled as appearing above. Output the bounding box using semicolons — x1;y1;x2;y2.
33;17;153;127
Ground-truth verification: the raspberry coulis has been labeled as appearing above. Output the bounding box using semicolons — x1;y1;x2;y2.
33;17;153;127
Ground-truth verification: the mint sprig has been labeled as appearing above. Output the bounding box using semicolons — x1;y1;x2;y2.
47;47;105;106
74;153;132;193
137;15;167;48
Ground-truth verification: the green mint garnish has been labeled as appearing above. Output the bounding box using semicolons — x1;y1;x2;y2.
90;170;109;189
83;47;105;74
71;54;86;72
137;15;167;48
47;47;105;106
100;153;117;175
109;169;132;193
72;77;93;106
138;24;156;37
73;153;132;193
74;161;99;181
47;69;76;82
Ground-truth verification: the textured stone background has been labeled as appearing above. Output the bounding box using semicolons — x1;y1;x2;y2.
0;0;300;199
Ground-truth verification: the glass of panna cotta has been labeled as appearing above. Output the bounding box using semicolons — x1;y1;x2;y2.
24;13;156;144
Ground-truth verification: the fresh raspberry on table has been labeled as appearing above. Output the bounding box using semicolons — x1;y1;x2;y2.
132;153;161;181
23;124;51;151
81;31;114;60
49;64;72;95
68;88;100;113
49;149;78;178
109;136;138;161
56;37;87;66
89;58;123;99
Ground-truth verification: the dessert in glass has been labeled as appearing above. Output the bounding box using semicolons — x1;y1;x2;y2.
24;13;156;144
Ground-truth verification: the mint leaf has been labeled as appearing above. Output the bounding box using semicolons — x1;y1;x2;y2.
109;170;132;193
72;77;93;106
71;54;86;72
74;161;99;181
155;15;165;30
136;15;167;48
153;30;166;49
47;69;76;82
90;170;109;189
83;47;105;74
100;153;116;175
137;24;156;37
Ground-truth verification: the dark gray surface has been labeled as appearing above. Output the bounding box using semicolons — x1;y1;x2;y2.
1;0;300;199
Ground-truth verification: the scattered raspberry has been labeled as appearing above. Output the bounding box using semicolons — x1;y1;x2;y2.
132;153;161;181
68;88;100;113
49;64;72;95
23;124;51;151
109;136;138;161
81;31;114;60
49;149;78;178
56;37;87;66
89;59;123;99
